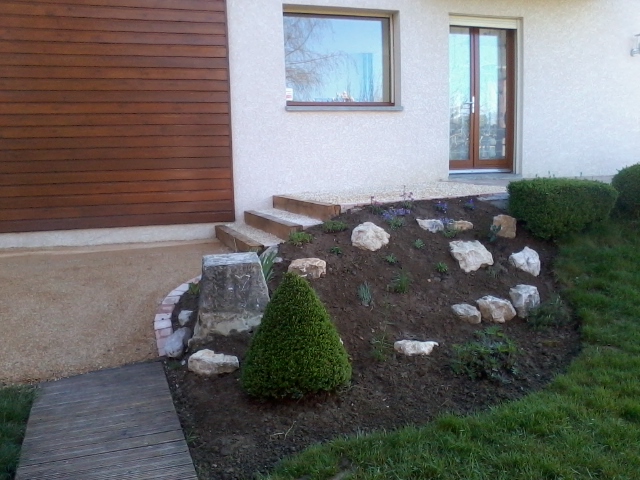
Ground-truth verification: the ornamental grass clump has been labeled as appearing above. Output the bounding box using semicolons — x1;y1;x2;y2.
611;163;640;218
508;178;618;239
241;273;352;399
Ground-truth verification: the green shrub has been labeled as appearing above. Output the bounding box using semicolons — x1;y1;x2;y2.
611;163;640;217
451;326;518;382
508;178;618;239
241;273;352;398
322;220;348;233
288;231;313;246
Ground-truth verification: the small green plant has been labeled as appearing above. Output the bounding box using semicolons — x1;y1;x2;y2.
387;216;405;231
370;324;394;361
241;273;352;398
413;239;426;249
259;247;277;283
435;262;448;274
328;246;343;255
323;220;348;233
384;253;398;265
388;272;411;294
435;200;448;214
463;198;476;211
486;262;507;279
488;224;502;243
357;282;373;307
400;186;415;210
187;281;200;296
289;231;313;246
527;294;571;330
451;326;518;382
442;226;458;238
369;196;385;215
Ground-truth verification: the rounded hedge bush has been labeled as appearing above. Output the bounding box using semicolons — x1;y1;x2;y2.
611;164;640;218
508;178;618;239
241;272;352;399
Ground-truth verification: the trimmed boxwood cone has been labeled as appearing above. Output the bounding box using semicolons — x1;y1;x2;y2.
241;272;352;398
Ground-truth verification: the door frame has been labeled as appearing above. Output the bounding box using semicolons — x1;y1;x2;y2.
448;15;523;174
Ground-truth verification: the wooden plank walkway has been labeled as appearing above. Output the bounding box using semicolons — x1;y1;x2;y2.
15;362;197;480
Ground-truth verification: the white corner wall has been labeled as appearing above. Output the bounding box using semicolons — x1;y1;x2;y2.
227;0;640;218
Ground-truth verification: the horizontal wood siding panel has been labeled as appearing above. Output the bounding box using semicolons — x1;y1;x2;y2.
0;0;233;233
1;179;232;198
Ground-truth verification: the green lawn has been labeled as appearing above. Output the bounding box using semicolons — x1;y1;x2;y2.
265;220;640;480
0;386;35;480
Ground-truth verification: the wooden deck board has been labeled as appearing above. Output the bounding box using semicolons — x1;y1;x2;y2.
15;362;197;480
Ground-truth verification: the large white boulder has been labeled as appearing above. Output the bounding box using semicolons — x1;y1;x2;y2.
164;327;192;358
493;215;517;238
417;219;444;233
449;240;494;273
476;296;517;323
509;246;541;276
188;349;239;376
451;303;482;324
351;222;390;251
394;340;439;356
288;258;326;279
509;285;541;317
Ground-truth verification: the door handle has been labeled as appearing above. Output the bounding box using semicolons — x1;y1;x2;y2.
463;96;475;114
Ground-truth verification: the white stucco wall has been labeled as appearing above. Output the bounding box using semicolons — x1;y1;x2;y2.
227;0;640;217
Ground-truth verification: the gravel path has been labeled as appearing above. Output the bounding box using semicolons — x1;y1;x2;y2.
0;241;228;384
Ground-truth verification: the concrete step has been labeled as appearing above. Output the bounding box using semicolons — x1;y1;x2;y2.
272;195;340;221
244;209;322;240
215;223;283;252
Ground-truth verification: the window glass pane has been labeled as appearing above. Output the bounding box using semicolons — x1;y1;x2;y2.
284;14;391;103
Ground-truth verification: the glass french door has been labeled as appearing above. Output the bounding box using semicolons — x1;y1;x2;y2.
449;26;515;170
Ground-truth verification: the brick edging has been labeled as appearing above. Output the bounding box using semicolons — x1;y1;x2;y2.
154;275;201;356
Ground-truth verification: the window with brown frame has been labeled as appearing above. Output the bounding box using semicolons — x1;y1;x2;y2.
283;12;393;106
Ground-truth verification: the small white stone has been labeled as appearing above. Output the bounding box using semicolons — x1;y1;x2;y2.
449;240;494;273
417;219;444;233
351;222;390;251
288;258;327;279
509;285;541;317
165;327;192;358
178;310;193;326
394;340;439;356
476;296;517;323
188;349;239;376
509;246;541;276
451;303;482;324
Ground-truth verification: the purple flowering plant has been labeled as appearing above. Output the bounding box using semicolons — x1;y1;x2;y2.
435;201;448;214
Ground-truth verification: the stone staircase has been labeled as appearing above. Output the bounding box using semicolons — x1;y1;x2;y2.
215;195;341;252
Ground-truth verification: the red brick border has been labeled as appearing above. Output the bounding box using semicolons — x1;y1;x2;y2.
154;275;200;356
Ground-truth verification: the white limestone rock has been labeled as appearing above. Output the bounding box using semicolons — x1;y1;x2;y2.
493;214;517;238
417;219;444;233
509;246;541;276
351;222;390;251
178;310;193;327
451;303;482;324
452;220;474;231
188;349;239;376
165;327;192;358
449;240;494;273
476;296;517;323
394;340;439;356
288;258;327;279
509;285;541;318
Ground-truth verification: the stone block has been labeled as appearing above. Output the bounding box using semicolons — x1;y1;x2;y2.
192;252;270;344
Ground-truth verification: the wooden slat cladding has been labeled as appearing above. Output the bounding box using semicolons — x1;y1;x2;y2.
0;0;234;233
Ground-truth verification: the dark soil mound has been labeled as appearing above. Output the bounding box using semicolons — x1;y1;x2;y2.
165;196;581;480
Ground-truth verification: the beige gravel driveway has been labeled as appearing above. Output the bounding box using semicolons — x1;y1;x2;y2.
0;241;229;384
